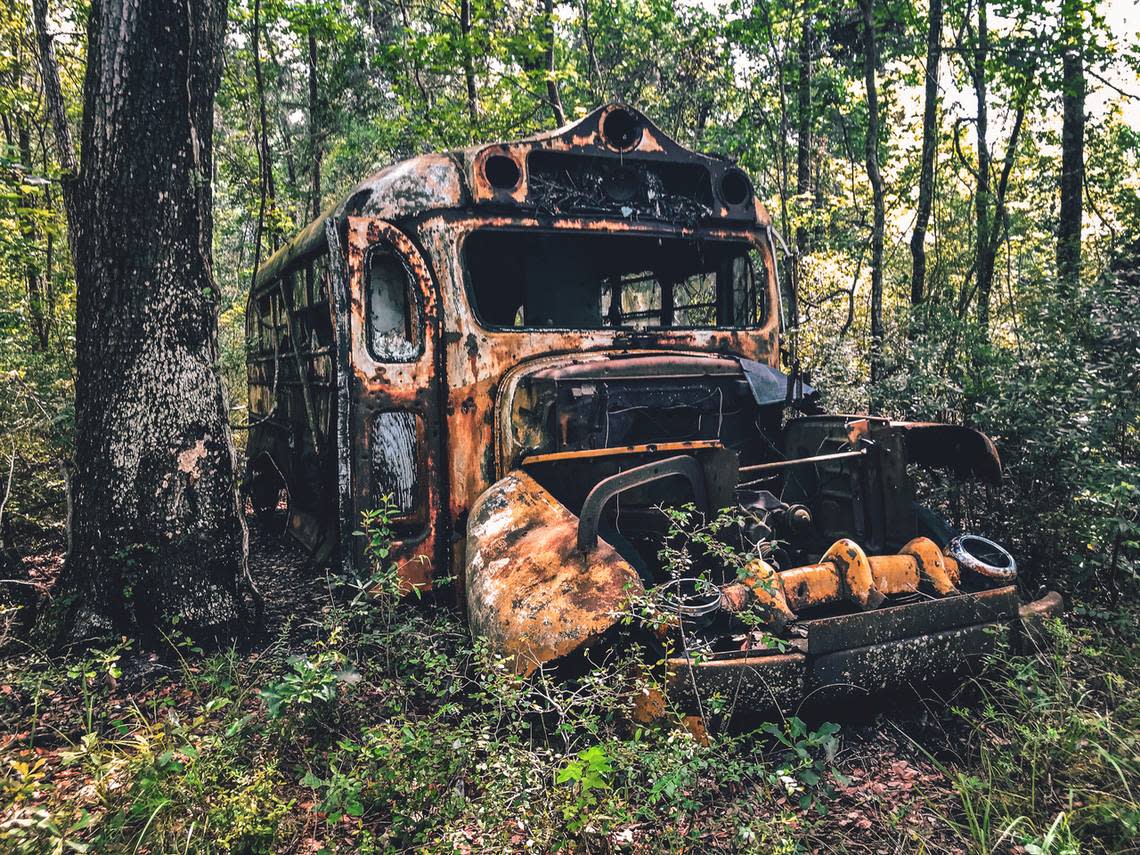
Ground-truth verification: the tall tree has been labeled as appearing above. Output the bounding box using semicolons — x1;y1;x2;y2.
953;0;1036;344
540;0;566;125
307;27;322;221
1057;0;1085;288
30;0;76;231
35;0;251;643
251;0;279;279
15;115;51;349
972;0;994;333
909;0;942;307
860;0;886;404
460;0;480;127
795;1;813;260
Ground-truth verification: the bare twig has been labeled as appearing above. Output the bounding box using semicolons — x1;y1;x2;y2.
0;449;15;533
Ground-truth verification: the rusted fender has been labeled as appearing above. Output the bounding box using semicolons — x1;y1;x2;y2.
892;421;1003;484
465;470;645;676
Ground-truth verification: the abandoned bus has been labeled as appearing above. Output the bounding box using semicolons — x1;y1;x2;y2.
246;104;1061;714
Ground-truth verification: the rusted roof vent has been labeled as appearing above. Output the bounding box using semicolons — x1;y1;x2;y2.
484;153;521;189
719;167;753;207
600;106;642;151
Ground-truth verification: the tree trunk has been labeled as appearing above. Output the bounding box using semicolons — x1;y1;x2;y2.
909;0;941;307
795;5;813;259
580;0;606;100
16;117;50;350
460;0;480;127
264;37;298;193
48;0;251;645
307;29;322;222
541;0;566;126
31;0;75;176
1057;0;1084;289
861;0;885;407
251;0;279;284
31;0;79;261
973;0;994;333
754;0;797;345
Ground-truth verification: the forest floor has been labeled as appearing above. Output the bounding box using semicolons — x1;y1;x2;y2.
0;518;1137;853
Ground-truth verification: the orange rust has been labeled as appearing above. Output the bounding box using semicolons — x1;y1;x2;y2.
822;538;884;610
780;563;842;611
901;536;959;595
345;217;445;588
722;558;796;629
723;537;964;620
866;554;921;594
719;582;752;613
463;104;771;228
632;687;667;723
521;440;723;466
464;470;644;676
846;418;872;447
944;554;961;583
681;715;710;746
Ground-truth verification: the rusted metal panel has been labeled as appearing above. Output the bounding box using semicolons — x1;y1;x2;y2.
370;412;420;512
466;104;768;225
465;470;644;676
492;348;779;479
522;439;724;466
324;218;355;576
893;421;1003;484
804;586;1019;655
256;104;768;296
811;622;1009;695
344;217;445;590
665;588;1057;714
665;651;807;716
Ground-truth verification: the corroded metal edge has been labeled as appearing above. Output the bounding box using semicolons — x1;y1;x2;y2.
663;590;1063;716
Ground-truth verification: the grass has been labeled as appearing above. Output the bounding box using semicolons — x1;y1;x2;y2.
0;513;1137;853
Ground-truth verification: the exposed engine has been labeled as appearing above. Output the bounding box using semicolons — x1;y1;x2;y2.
483;350;1018;667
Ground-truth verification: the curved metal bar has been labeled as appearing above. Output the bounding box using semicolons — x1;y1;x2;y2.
577;454;708;552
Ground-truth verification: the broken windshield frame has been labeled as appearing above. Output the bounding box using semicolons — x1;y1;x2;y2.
461;227;770;332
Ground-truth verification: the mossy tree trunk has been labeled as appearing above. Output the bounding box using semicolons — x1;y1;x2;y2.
39;0;252;645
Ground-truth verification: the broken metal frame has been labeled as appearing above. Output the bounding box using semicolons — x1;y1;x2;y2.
577;454;709;552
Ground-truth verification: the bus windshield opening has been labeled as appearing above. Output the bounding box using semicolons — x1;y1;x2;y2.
463;230;768;330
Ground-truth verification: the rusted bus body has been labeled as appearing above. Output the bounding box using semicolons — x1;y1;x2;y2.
247;104;1061;713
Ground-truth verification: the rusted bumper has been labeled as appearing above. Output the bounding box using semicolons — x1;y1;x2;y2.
665;587;1064;714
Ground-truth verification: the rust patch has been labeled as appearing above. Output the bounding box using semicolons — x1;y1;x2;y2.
465;469;644;676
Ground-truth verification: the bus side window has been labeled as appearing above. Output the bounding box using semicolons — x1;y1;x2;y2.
367;249;421;361
730;253;760;327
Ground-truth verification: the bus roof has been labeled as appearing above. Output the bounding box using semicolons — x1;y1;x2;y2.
253;103;770;292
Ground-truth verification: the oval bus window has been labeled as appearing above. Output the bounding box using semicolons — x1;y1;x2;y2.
367;248;421;361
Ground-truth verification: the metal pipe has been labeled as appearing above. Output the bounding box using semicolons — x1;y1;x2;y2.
738;448;866;478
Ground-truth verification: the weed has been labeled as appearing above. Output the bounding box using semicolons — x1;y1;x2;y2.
556;744;613;832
